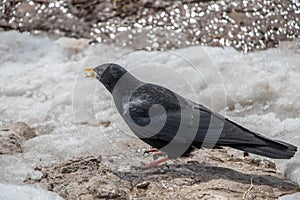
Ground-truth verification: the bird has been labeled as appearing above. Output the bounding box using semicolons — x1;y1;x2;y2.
84;63;297;168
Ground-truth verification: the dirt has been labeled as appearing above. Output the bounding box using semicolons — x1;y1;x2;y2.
25;147;300;199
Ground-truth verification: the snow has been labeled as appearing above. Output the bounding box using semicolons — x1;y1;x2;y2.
279;192;300;200
0;30;299;199
0;183;63;200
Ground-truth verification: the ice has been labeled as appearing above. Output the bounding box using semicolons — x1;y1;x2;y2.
0;31;299;199
0;183;63;200
279;192;300;200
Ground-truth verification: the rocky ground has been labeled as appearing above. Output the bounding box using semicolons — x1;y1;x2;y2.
0;122;300;199
0;0;299;52
2;123;299;199
24;148;299;199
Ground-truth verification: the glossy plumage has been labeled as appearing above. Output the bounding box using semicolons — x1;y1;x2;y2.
90;63;297;160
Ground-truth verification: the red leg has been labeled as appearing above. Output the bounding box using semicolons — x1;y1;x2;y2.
143;148;159;155
144;148;166;156
141;157;169;168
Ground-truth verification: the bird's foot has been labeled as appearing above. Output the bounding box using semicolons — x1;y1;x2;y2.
141;157;169;169
143;148;165;156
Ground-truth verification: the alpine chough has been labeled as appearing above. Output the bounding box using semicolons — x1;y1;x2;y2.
84;63;297;168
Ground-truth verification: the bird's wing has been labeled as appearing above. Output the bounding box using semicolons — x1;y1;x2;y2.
155;102;272;147
121;83;269;147
192;105;273;146
121;83;219;144
121;83;185;142
154;102;225;145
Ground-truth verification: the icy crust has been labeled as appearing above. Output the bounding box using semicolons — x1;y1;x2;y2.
0;31;299;199
0;183;63;200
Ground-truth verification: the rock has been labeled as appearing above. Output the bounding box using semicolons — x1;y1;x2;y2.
25;149;300;199
0;122;36;154
54;37;89;53
136;181;150;189
0;130;23;154
12;122;36;140
25;156;130;199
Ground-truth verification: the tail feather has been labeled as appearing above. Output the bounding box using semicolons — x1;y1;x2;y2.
218;119;298;159
229;136;297;159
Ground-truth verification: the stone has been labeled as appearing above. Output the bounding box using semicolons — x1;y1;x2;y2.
0;122;36;154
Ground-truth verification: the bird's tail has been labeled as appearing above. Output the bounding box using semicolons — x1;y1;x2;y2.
229;134;297;159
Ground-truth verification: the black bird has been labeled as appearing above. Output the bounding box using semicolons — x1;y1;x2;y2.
84;63;297;167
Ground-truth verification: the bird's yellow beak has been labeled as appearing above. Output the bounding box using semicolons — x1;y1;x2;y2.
84;67;96;78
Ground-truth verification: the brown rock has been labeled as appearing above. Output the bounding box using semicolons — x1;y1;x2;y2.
12;122;36;140
25;149;300;199
0;122;36;154
0;130;23;154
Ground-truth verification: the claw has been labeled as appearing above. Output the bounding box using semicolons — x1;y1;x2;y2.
141;157;169;168
143;148;159;156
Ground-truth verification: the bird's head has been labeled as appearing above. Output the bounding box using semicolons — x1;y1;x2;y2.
84;63;128;92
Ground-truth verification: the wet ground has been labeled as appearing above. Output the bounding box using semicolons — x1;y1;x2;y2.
0;0;299;52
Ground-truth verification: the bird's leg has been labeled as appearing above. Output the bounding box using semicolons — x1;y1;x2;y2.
141;156;169;168
143;148;165;156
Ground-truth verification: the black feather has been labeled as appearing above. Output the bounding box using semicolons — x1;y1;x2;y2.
93;63;298;159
